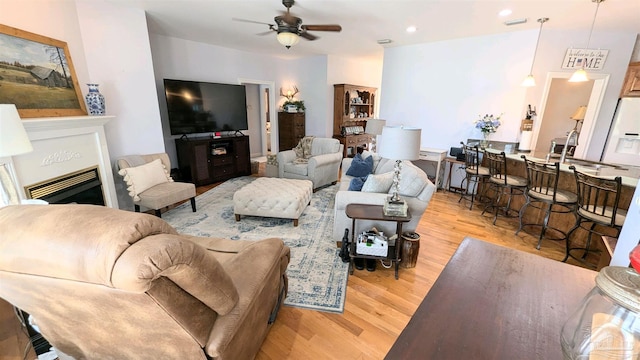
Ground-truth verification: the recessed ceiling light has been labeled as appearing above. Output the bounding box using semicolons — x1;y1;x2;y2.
406;26;417;33
499;9;512;17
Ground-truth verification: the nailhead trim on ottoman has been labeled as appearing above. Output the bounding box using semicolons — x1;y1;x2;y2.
233;177;313;226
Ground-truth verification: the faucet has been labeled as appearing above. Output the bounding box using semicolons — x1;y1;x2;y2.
560;129;579;164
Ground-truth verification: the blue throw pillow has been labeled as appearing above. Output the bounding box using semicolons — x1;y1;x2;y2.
348;176;368;191
346;153;373;178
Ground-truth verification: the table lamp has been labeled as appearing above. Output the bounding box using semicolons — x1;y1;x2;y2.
0;104;33;206
378;125;421;217
365;119;386;152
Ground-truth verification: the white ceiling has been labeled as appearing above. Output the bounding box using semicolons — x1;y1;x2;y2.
94;0;640;59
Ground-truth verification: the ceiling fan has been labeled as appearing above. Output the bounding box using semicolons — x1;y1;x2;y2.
233;0;342;49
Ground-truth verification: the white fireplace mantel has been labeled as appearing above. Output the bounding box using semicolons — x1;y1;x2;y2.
11;115;119;208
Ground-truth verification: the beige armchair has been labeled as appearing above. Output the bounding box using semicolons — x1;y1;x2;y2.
0;204;290;360
276;137;344;190
117;153;196;217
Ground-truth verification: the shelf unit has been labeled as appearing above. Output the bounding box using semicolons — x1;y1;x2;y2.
333;84;377;157
175;135;250;186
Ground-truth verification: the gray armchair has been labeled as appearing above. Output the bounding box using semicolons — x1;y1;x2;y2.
277;138;344;190
116;153;196;217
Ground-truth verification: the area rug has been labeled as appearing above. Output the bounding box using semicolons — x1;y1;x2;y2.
162;176;349;313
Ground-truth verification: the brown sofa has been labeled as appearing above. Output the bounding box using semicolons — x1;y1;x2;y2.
0;204;290;359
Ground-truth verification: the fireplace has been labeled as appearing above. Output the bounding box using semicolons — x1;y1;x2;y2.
24;166;105;205
10;116;118;208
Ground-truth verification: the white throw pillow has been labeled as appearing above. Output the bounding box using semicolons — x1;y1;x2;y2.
388;162;428;197
361;172;394;193
118;159;172;201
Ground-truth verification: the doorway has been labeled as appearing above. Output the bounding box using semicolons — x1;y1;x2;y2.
238;78;278;157
531;72;610;160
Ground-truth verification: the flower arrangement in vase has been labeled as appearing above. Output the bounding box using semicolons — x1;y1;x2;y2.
474;113;502;148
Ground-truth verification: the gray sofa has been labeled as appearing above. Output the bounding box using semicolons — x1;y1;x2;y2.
333;151;437;243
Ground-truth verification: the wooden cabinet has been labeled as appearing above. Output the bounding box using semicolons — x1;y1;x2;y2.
333;84;377;157
175;136;251;186
621;62;640;97
278;112;305;151
334;134;371;158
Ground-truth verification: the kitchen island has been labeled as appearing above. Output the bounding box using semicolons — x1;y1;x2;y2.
480;147;638;267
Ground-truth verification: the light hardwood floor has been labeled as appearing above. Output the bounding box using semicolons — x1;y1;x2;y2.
0;178;590;360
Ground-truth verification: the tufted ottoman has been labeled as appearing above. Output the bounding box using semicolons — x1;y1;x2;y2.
233;177;313;226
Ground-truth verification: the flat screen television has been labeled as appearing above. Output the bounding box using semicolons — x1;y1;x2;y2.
163;79;248;135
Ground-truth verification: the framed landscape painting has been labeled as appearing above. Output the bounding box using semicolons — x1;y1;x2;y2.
0;24;87;118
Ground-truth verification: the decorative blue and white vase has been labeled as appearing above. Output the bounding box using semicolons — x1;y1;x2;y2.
85;83;105;115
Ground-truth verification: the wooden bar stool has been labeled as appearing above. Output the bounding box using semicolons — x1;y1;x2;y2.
562;166;627;269
481;151;527;225
458;142;490;210
515;156;577;250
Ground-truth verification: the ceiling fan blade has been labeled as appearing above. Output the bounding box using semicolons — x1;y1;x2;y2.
257;30;275;36
300;31;318;41
232;17;272;26
301;24;342;32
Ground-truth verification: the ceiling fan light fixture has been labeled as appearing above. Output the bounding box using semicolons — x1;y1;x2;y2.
277;31;300;49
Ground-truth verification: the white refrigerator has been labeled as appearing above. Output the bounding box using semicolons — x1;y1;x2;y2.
610;178;640;267
602;97;640;166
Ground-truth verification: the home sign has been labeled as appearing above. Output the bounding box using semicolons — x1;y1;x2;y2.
562;48;608;70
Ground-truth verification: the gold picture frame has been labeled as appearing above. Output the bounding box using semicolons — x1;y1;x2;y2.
0;23;87;118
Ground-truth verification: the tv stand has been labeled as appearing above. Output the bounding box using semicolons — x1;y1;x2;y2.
175;135;251;186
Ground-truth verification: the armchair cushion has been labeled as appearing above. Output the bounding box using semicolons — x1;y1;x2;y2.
346;153;374;178
118;158;172;201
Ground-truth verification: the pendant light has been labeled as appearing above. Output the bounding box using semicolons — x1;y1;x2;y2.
569;0;605;82
522;17;549;87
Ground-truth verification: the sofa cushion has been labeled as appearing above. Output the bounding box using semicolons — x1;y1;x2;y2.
118;158;172;201
349;176;368;191
362;172;394;193
360;150;383;172
389;162;428;197
346;153;373;178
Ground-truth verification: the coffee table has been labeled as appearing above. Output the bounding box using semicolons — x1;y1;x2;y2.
345;203;411;279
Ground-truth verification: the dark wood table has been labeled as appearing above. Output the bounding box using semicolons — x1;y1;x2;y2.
385;237;597;359
345;204;411;279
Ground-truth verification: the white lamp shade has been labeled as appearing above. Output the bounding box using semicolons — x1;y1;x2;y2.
571;105;588;121
0;104;33;157
277;32;300;48
365;119;386;135
378;126;421;161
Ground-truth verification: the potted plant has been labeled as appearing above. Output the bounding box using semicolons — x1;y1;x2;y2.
283;100;306;113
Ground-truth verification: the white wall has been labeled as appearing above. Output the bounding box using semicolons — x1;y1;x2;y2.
2;0;165;209
522;29;637;160
380;31;534;151
380;28;637;157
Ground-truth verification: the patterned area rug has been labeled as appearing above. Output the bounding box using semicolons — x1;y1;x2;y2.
163;176;348;313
